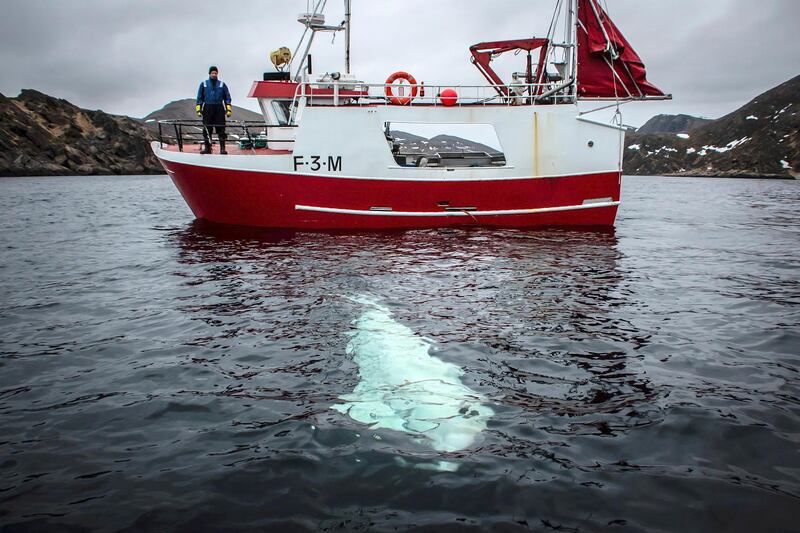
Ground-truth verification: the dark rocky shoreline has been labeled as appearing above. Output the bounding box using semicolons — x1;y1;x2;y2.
1;75;797;178
0;90;162;177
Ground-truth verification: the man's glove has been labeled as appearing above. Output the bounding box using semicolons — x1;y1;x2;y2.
226;104;233;118
195;104;202;117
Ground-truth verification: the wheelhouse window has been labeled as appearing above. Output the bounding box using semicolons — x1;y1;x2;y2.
384;123;506;168
272;100;292;125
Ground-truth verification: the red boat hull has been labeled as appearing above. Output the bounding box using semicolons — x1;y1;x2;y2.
160;159;621;230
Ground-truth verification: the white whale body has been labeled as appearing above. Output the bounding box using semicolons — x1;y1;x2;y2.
332;297;494;458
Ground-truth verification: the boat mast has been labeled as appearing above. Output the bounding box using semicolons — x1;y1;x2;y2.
344;0;352;74
291;0;351;80
566;0;578;99
292;0;326;81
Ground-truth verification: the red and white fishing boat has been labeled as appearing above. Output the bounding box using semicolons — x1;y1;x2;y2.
152;0;669;230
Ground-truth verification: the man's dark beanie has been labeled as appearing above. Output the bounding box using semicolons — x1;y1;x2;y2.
209;66;219;74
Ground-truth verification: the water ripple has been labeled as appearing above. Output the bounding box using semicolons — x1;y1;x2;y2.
0;175;798;532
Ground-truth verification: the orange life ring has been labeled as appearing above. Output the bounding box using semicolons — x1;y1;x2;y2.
385;71;418;105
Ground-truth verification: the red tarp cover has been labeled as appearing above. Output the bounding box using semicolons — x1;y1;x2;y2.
576;0;666;98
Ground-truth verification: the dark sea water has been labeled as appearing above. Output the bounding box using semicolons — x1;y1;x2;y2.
0;175;799;532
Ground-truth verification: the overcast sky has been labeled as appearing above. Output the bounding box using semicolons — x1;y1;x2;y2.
1;0;798;127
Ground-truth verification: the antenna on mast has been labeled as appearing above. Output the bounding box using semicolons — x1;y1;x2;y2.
290;0;349;81
344;0;352;74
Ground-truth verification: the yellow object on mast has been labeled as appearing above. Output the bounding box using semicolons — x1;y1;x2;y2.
270;47;292;71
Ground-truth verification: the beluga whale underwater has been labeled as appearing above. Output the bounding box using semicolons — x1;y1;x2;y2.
331;296;494;471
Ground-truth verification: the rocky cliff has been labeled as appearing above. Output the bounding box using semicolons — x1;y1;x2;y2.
0;90;162;177
624;75;799;178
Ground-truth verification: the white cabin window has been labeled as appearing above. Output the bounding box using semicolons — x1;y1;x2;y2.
272;101;292;126
384;122;506;168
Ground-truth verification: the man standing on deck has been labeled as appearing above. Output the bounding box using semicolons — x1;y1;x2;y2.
196;66;232;154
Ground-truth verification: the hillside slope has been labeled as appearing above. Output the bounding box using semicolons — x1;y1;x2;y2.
624;75;799;177
143;98;262;127
391;131;502;156
637;114;711;134
0;90;162;177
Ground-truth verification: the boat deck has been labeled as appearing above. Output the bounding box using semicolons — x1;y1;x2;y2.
159;144;292;156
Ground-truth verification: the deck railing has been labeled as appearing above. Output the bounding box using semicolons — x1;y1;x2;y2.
291;80;575;112
156;120;296;152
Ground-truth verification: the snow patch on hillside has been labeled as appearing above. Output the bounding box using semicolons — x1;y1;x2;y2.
699;137;751;156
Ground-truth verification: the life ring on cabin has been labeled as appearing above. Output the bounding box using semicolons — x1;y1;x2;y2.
385;71;418;105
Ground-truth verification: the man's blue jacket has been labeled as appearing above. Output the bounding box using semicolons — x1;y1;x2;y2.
196;78;232;106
